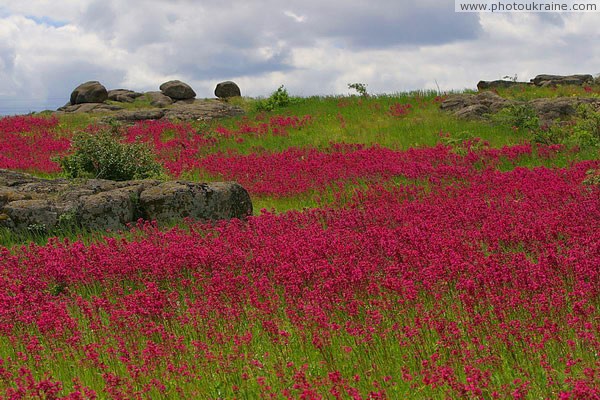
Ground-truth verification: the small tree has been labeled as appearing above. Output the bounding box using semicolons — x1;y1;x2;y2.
348;83;368;97
254;85;293;112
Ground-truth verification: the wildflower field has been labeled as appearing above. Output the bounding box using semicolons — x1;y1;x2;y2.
0;87;599;399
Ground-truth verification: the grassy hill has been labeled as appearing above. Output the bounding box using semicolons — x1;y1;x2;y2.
0;85;598;398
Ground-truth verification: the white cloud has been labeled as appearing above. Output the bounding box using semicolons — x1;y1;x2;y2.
284;11;306;23
0;2;598;114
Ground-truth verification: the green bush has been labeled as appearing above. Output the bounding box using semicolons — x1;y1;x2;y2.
571;104;600;147
59;129;164;181
534;104;600;147
490;104;539;131
254;85;294;112
348;83;368;97
532;123;570;145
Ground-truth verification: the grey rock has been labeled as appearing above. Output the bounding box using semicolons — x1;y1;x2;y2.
159;80;196;100
140;181;252;223
215;81;241;98
56;85;245;122
174;98;197;105
477;80;530;91
440;91;513;118
70;81;109;104
0;169;252;232
78;188;137;231
531;74;593;86
454;104;490;120
441;91;600;125
3;200;59;230
529;97;600;124
58;103;124;113
108;89;143;103
146;91;174;108
164;100;244;121
105;109;166;122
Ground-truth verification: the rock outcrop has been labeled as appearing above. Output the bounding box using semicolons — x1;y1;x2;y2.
531;74;593;87
57;80;244;122
215;81;241;98
477;74;595;91
477;80;530;91
0;169;252;232
58;103;125;113
146;91;174;108
70;81;109;104
102;100;245;122
159;80;196;100
440;91;513;120
108;89;143;103
440;92;600;124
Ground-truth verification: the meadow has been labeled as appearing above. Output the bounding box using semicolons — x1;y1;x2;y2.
0;85;599;399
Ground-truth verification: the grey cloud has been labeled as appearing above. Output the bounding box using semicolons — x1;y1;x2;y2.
0;46;16;72
535;13;566;26
278;1;482;48
79;0;117;39
176;47;294;79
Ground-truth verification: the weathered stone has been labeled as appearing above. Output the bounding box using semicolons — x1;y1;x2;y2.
108;89;143;103
2;200;59;230
58;103;124;113
159;80;196;100
0;170;39;187
529;97;600;124
477;80;529;91
530;74;593;87
140;181;252;222
440;91;513;118
215;81;241;98
78;189;137;231
70;81;109;104
441;90;600;125
105;109;166;122
0;169;252;232
164;100;244;121
454;104;490;120
56;84;245;122
146;91;174;108
174;98;197;105
0;188;31;208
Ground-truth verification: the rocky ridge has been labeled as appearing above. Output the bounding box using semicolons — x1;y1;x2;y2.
0;169;253;233
477;73;595;91
56;80;244;122
440;91;600;124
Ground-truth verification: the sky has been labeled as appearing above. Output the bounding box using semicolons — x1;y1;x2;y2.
0;0;599;115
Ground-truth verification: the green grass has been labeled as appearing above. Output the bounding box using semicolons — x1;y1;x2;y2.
2;86;600;398
5;88;598;248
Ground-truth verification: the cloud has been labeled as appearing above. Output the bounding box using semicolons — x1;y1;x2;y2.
284;11;306;23
0;2;598;115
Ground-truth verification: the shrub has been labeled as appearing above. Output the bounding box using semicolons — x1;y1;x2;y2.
348;83;368;97
571;103;600;147
534;104;600;147
490;104;539;131
254;85;294;112
59;129;164;181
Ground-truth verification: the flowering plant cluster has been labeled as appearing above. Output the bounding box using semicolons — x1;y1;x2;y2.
0;115;69;173
1;95;599;397
0;149;598;397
